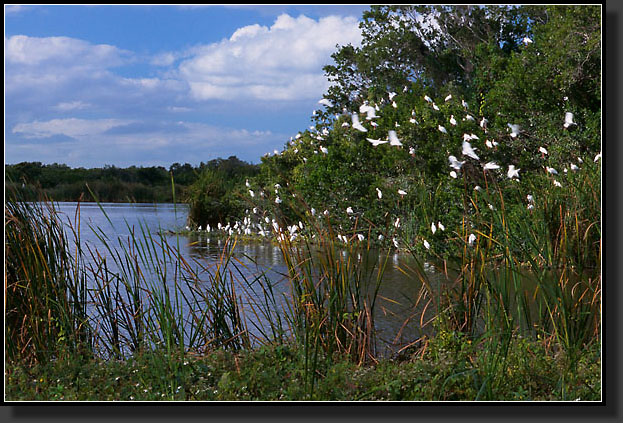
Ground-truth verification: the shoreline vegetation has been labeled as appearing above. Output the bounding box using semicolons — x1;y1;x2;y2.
5;5;601;402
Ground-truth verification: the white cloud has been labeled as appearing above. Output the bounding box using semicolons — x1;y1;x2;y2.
54;101;91;112
5;35;129;68
12;118;135;139
178;13;362;101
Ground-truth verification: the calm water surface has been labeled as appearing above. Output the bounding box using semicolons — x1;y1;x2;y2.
53;202;452;354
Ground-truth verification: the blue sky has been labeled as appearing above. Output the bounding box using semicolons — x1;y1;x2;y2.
5;5;370;168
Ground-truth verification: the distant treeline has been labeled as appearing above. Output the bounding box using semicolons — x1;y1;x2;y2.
5;157;259;203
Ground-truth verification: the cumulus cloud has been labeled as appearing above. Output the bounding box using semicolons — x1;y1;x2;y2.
5;35;130;68
178;13;362;101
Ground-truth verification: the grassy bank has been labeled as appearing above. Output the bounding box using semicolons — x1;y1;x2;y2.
5;334;600;401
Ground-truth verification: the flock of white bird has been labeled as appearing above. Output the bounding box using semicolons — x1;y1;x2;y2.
193;37;601;253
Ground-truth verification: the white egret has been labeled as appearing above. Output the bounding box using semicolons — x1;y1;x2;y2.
394;217;401;228
485;140;494;149
508;124;521;138
275;197;282;204
365;107;378;120
546;166;558;175
392;101;398;109
398;189;407;197
527;194;534;203
318;98;333;108
320;146;328;154
438;125;448;134
393;238;400;249
462;99;468;109
570;163;580;172
424;95;432;103
388;130;403;147
578;157;584;163
594;152;601;162
553;180;562;187
367;138;388;146
563;112;576;128
423;239;430;250
522;36;533;45
448;155;465;170
507;165;520;179
351;114;368;132
432;103;440;111
468;234;476;246
389;91;397;100
409;118;418;124
483;162;500;170
245;179;250;188
475;186;482;191
323;210;329;216
341;122;350;127
346;206;354;214
462;140;480;160
445;94;452;102
465;114;476;122
431;222;437;234
450;171;458;179
450;115;457;126
376;187;383;199
539;146;548;156
438;222;445;231
371;122;379;128
249;190;255;198
409;147;415;155
480;117;488;130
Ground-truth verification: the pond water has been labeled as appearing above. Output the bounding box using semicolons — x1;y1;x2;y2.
51;202;461;355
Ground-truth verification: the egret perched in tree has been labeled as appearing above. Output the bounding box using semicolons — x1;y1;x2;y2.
450;171;458;179
539;146;548;157
245;179;250;188
432;103;440;111
462;140;480;160
450;115;457;126
448;155;465;170
507;165;520;179
376;187;383;199
445;94;452;102
438;222;445;231
249;190;255;198
392;100;398;108
424;95;432;103
563;112;576;128
346;206;354;214
570;163;580;172
508;124;521;138
594;152;601;162
275;197;282;204
546;166;558;175
409;147;415;156
485;140;494;149
480;117;488;131
357;234;365;242
389;91;397;100
393;237;400;249
553;180;562;187
522;36;533;46
365;107;378;120
351;113;368;132
431;222;437;234
318;98;333;108
320;146;328;154
398;189;407;197
462;99;468;109
468;234;476;246
465;114;476;122
341;122;350;127
423;239;430;250
388;130;403;147
483;162;500;170
367;138;388;147
438;125;448;134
